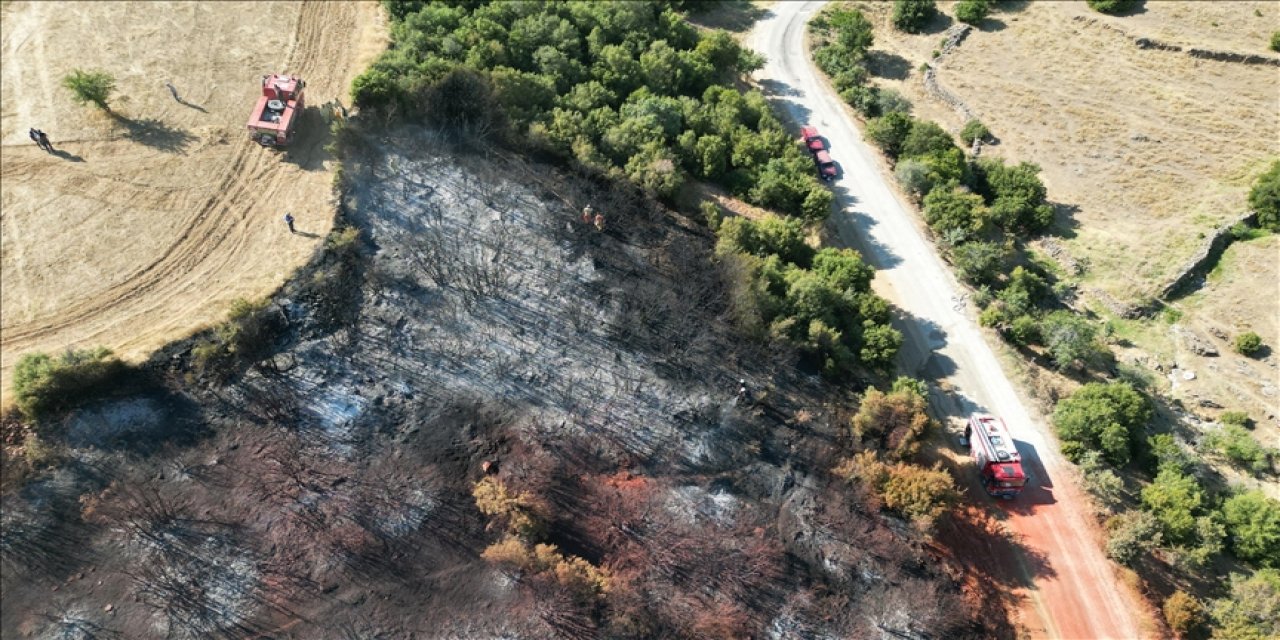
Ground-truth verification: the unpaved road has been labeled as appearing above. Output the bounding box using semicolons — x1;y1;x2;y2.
751;3;1152;638
0;1;384;403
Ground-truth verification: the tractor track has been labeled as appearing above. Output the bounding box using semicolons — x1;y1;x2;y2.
0;1;385;396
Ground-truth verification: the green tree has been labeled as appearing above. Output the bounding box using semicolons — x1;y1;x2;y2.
715;215;815;267
1147;433;1193;475
1078;451;1126;511
61;69;116;110
900;120;956;159
892;0;937;34
976;158;1054;233
13;347;127;423
1210;569;1280;640
1053;381;1151;466
959;119;989;145
923;185;987;239
953;0;990;25
894;159;932;199
950;240;1007;285
1040;310;1105;371
865;112;915;158
852;386;934;460
812;247;874;294
1222;491;1280;567
1086;0;1138;15
860;321;903;370
827;7;875;54
1141;468;1204;543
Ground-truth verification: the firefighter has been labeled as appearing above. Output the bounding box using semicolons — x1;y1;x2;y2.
581;204;593;224
28;128;40;148
284;212;296;234
37;130;53;152
593;212;605;232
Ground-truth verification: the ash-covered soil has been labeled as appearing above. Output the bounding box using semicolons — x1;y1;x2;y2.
1;128;1006;639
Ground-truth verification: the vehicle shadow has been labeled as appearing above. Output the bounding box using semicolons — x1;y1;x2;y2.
110;113;196;154
1000;438;1057;516
281;107;335;172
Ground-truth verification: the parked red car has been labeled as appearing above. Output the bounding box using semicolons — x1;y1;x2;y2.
799;125;826;152
814;149;837;181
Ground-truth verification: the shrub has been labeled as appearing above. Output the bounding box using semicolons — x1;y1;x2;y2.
1272;31;1280;53
1105;509;1161;565
473;477;547;540
1205;424;1270;474
61;69;116;110
950;240;1007;285
1221;490;1280;567
923;185;987;239
851;386;934;460
1210;569;1280;640
974;158;1054;233
351;67;401;110
959;119;989;145
192;298;279;380
1141;468;1204;544
715;215;815;268
892;0;937;34
482;536;610;602
1008;314;1041;347
894;159;932;198
1078;451;1126;512
953;0;990;25
1162;590;1204;638
1233;331;1263;356
700;201;723;230
875;87;912;116
1053;381;1151;466
900;120;955;159
12;347;127;422
1220;411;1252;428
1086;0;1138;15
881;462;957;527
865;112;914;158
1147;433;1193;475
1040;310;1106;371
1247;160;1279;231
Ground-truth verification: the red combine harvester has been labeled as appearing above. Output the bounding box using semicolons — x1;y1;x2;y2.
247;74;306;147
964;414;1027;499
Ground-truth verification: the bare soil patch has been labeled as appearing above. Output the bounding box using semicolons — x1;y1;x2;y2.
0;1;386;404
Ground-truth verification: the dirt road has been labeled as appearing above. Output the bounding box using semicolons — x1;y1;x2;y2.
0;1;384;403
751;3;1152;638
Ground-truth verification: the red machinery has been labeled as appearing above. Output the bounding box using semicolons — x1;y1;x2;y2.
799;125;827;152
800;125;837;181
964;414;1027;499
247;74;306;147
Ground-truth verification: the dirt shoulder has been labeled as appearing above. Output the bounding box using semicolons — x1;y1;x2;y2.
0;1;386;404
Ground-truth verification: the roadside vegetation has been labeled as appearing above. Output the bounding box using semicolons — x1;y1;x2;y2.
809;5;1280;638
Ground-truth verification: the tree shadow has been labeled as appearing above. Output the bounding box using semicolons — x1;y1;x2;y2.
280;108;335;172
110;113;195;154
867;51;912;80
757;78;801;97
919;12;955;35
1048;202;1081;239
684;0;773;33
977;17;1008;32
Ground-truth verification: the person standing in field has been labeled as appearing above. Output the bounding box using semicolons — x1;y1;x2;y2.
284;213;296;234
37;130;53;152
29;128;40;148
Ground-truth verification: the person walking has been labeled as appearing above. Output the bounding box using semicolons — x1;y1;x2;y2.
284;212;296;234
29;128;40;148
165;81;180;102
593;212;605;232
581;204;593;225
37;130;53;152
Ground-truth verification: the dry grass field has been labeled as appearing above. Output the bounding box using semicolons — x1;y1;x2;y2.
0;1;385;403
846;0;1278;430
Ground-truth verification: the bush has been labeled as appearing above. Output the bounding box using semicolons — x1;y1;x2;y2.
1272;31;1280;53
482;536;610;602
953;0;990;25
851;386;934;460
1105;509;1161;565
881;462;958;527
1220;411;1252;428
1053;381;1151;466
1233;331;1263;356
1141;468;1204;544
1008;314;1041;347
192;297;279;380
12;347;128;422
959;119;990;145
1205;424;1270;474
1078;451;1126;512
900;120;955;159
1086;0;1138;15
1147;433;1193;475
1210;569;1280;640
923;185;987;239
894;159;932;198
715;215;815;267
1247;159;1279;231
1221;490;1280;567
865;112;914;158
950;240;1007;285
974;158;1054;233
1040;310;1106;371
473;477;547;540
875;88;912;116
61;69;116;110
1162;590;1204;638
892;0;937;34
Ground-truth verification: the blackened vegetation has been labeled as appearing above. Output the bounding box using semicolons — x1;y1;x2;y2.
0;129;1007;638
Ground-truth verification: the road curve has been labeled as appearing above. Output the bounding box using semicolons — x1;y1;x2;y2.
750;3;1149;639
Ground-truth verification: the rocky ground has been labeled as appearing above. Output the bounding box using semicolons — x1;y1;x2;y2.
1;127;1007;639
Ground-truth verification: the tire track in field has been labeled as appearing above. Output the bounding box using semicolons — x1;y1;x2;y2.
1;2;375;366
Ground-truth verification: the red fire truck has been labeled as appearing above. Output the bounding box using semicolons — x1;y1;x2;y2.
964;414;1027;499
247;74;306;147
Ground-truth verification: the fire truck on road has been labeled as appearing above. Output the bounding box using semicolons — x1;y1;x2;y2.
964;414;1027;499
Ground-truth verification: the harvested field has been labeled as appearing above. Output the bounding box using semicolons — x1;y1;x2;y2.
0;1;385;404
1;127;1013;638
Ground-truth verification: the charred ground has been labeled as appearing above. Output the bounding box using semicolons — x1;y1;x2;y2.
1;127;1009;638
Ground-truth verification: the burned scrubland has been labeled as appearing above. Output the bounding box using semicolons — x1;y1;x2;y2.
1;129;1007;638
